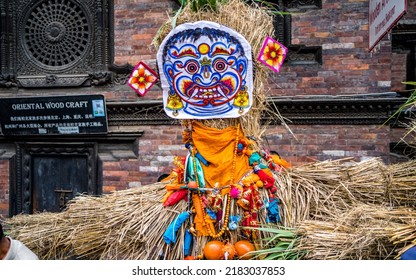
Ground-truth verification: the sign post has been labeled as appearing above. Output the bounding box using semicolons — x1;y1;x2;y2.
0;94;108;136
368;0;407;51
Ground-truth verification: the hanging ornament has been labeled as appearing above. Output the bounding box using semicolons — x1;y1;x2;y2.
127;61;158;96
183;229;193;257
163;211;190;245
163;189;188;207
265;195;281;223
271;153;291;169
257;36;287;74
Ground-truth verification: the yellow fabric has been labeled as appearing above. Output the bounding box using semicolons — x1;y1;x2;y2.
165;184;182;191
161;190;174;203
191;121;251;188
271;154;291;169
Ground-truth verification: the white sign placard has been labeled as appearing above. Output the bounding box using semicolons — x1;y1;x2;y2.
368;0;407;51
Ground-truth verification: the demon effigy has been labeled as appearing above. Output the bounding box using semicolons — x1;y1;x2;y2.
149;17;289;259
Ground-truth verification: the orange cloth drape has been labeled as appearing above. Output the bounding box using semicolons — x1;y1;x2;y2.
190;121;251;188
191;193;215;236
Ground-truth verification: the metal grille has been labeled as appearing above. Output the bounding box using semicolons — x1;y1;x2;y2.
22;0;90;69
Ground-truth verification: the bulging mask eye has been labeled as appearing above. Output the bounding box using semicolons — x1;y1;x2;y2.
213;59;227;72
185;60;200;74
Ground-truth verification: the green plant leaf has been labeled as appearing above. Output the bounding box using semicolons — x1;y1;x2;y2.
178;0;187;6
383;82;416;125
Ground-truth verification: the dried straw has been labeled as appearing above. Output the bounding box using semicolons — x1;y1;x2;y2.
273;158;416;259
5;181;275;260
296;203;416;260
276;158;416;228
4;212;70;259
6;183;188;260
386;160;416;207
5;158;416;260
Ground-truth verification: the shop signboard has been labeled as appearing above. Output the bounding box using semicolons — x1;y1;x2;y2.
369;0;407;51
0;94;108;136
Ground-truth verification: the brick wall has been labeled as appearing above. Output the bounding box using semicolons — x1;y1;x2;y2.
136;125;185;184
113;0;178;67
0;160;9;218
102;160;143;192
263;124;391;164
391;0;416;93
391;52;408;92
100;125;187;191
271;0;392;97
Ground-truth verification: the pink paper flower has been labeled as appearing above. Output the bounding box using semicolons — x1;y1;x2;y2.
128;62;158;97
257;37;288;73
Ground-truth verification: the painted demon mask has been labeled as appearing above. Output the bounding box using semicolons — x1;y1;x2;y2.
157;21;253;119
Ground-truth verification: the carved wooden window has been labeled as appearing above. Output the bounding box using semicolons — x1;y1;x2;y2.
0;0;114;88
270;0;322;65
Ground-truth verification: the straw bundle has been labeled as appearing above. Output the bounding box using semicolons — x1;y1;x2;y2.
62;183;184;260
275;158;416;228
386;160;416;207
340;158;388;204
6;183;188;260
296;203;416;260
4;212;71;259
5;152;416;260
5;181;277;260
275;158;353;227
272;158;416;260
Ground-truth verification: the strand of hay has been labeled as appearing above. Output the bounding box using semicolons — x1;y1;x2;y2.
296;203;416;260
389;225;416;259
